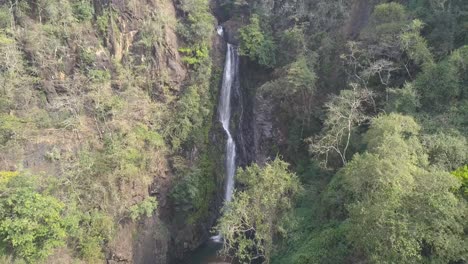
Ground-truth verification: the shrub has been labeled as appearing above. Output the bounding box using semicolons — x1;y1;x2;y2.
66;209;114;261
452;165;468;196
239;14;276;67
88;69;111;83
0;173;67;262
129;197;158;221
414;60;459;111
72;1;94;21
179;45;209;66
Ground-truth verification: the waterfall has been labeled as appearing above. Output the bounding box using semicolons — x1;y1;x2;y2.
211;29;239;243
219;43;238;203
216;25;223;36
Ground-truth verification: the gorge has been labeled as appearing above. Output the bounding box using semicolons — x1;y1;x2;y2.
0;0;466;264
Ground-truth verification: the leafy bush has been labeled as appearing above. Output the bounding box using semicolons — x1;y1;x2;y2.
239;14;276;67
385;83;420;114
422;132;467;171
0;7;11;29
178;0;214;44
88;69;111;83
364;2;408;43
414;60;460;111
129;197;158;221
179;45;209;66
452;165;468;196
67;209;114;261
0;173;67;262
72;1;94;21
0;114;26;145
169;154;215;223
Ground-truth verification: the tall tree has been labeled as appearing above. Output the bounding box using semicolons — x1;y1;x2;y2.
327;114;468;263
216;158;300;263
308;84;373;167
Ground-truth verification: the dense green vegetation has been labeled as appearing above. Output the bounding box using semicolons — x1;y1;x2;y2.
0;0;218;262
215;0;468;263
216;158;300;262
0;0;466;263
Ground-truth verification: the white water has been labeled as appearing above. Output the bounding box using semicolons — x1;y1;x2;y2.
219;43;238;204
211;30;239;243
216;25;224;36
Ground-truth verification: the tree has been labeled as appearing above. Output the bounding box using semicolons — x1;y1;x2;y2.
452;165;468;196
239;14;276;67
216;158;300;263
326;114;467;263
400;19;434;70
414;59;460;111
308;84;373;167
258;56;316;137
422;131;467;171
364;2;408;43
0;173;68;262
385;82;420;114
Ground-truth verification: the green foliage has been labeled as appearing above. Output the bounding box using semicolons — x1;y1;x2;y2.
78;47;96;67
216;158;301;263
363;113;421;153
164;85;202;149
271;166;349;264
95;11;110;34
170;153;216;223
277;26;306;65
414;59;460;111
309;86;373;167
0;7;11;29
400;19;434;69
91;94;124;122
72;1;94;21
409;0;467;56
169;0;215;152
423;132;467;171
134;124;165;149
452;165;468;196
385;83;420;114
273;225;349;264
129;197;158;221
179;45;209;66
177;0;214;44
324;114;467;263
0;173;67;262
449;45;468;100
138;13;170;49
88;69;111;83
239;14;276;67
364;3;408;43
286;58;316;95
0;171;18;188
0;114;26;145
66;208;114;261
29;0;74;25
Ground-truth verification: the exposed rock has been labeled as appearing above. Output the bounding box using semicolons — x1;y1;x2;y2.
221;18;245;45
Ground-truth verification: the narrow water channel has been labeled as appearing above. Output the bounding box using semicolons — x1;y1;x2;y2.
184;27;240;263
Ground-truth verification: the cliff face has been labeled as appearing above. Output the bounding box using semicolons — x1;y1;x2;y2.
0;0;225;262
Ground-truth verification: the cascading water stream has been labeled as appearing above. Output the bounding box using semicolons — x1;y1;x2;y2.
211;27;239;242
219;43;238;203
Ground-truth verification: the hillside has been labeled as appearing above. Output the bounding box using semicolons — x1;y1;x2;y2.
0;0;467;263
